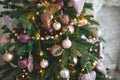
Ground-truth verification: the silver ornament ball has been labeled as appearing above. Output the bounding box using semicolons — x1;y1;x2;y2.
53;22;62;31
62;38;72;49
60;68;70;78
2;52;14;62
40;59;49;68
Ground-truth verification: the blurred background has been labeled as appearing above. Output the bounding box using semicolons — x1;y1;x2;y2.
0;0;120;80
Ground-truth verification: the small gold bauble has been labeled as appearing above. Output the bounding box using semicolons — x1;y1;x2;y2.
77;18;88;26
92;61;97;69
35;32;40;40
39;51;44;56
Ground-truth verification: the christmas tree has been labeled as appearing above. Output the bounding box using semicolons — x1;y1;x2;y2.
0;0;113;80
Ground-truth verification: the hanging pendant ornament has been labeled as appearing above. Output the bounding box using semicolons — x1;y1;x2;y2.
0;36;11;46
96;60;106;75
18;59;29;69
27;53;33;73
2;51;14;62
40;59;49;68
62;24;75;34
60;68;70;79
3;15;13;31
40;12;52;29
62;37;72;49
92;29;102;38
53;22;62;31
59;14;69;24
50;44;63;57
68;0;85;15
69;57;78;67
18;34;31;43
81;71;96;80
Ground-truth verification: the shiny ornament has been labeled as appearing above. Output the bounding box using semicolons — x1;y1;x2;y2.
41;12;52;29
2;52;14;62
56;0;64;7
53;22;62;31
92;29;102;38
18;59;28;69
69;57;78;67
81;71;96;80
18;34;31;43
62;38;72;49
96;60;106;75
27;53;33;73
39;51;44;56
50;44;63;57
77;18;88;26
35;32;40;40
26;13;34;20
0;36;11;46
40;59;49;68
92;61;97;69
3;15;13;31
60;68;70;78
62;24;75;34
59;14;69;24
68;0;85;15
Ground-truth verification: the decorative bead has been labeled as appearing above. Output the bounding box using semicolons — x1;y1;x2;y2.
40;37;45;41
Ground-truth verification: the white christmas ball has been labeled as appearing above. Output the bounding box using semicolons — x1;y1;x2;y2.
53;22;62;31
2;52;14;62
92;29;102;38
62;38;72;49
40;59;49;68
60;68;70;78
